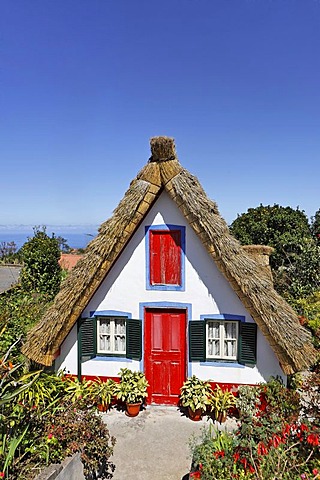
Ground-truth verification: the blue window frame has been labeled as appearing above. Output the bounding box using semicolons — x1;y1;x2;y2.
145;224;185;291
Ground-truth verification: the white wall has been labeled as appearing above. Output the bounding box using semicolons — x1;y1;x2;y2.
56;191;285;384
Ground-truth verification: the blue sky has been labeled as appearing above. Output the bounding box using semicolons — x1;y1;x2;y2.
1;0;319;228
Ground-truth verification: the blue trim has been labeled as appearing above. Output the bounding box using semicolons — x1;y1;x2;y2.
196;313;245;369
88;310;132;362
139;301;192;372
200;361;245;368
91;356;132;363
145;224;186;291
90;310;132;318
200;314;245;322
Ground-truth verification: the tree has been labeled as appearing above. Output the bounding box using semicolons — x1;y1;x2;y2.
311;208;320;245
20;226;61;298
229;204;319;298
55;235;72;253
230;204;312;271
275;240;320;298
0;241;20;264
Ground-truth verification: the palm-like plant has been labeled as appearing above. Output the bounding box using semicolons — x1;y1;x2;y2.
114;368;149;404
88;378;116;409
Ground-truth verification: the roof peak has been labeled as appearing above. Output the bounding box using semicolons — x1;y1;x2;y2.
149;136;177;163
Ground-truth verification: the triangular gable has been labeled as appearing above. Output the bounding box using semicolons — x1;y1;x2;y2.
22;137;317;373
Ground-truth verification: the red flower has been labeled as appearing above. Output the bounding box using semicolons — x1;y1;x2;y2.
214;450;225;458
298;316;308;326
313;469;319;476
240;457;248;469
233;452;240;462
0;473;4;478
300;424;309;432
248;465;255;474
307;434;319;446
189;472;201;479
47;433;53;440
272;435;282;448
257;442;268;456
282;423;292;438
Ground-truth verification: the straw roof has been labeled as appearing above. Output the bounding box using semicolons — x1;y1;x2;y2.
22;137;318;374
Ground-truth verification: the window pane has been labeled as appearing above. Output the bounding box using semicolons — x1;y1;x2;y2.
99;335;111;351
99;319;110;334
208;339;213;356
224;340;236;357
115;319;126;334
208;322;220;338
115;335;126;352
224;322;236;339
99;335;105;351
208;339;220;356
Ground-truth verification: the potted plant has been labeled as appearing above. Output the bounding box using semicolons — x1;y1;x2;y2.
180;375;212;421
209;385;236;423
114;368;149;417
88;378;116;412
63;376;91;403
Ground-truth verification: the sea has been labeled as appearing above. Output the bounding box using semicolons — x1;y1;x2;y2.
0;225;99;250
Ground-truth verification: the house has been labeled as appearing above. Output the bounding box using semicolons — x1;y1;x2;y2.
0;265;21;294
59;253;84;271
22;137;317;405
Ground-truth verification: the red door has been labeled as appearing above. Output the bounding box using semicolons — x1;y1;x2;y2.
144;308;186;405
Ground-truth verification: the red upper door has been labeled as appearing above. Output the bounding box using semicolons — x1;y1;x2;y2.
149;230;181;285
144;309;186;405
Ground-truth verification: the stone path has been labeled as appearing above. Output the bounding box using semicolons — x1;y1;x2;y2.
102;406;207;480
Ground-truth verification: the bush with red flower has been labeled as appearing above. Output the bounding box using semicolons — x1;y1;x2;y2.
189;377;320;479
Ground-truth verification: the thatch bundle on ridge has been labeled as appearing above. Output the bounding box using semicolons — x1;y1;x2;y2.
22;136;318;374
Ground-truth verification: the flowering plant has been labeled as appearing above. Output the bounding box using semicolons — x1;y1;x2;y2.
189;377;320;479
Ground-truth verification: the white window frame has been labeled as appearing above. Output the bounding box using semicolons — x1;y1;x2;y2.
206;320;238;360
97;317;126;355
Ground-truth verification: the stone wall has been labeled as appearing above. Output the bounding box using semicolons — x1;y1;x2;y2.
35;453;84;480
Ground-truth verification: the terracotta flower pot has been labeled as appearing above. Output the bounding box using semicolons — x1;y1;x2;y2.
216;411;227;423
97;403;109;412
126;402;141;417
188;407;202;421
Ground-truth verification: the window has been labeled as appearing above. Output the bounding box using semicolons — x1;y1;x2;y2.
79;316;142;361
206;321;238;360
189;318;257;365
150;229;181;285
146;225;185;291
97;317;126;354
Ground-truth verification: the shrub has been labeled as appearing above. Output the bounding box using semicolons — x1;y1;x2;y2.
0;341;116;479
180;376;212;413
19;226;61;299
0;287;48;359
190;377;320;480
42;398;116;480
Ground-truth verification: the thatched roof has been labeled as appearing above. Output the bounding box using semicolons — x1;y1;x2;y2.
22;137;318;373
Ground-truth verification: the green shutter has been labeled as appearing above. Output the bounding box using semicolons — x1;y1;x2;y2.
189;321;205;361
239;322;257;365
79;317;96;360
126;319;142;361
